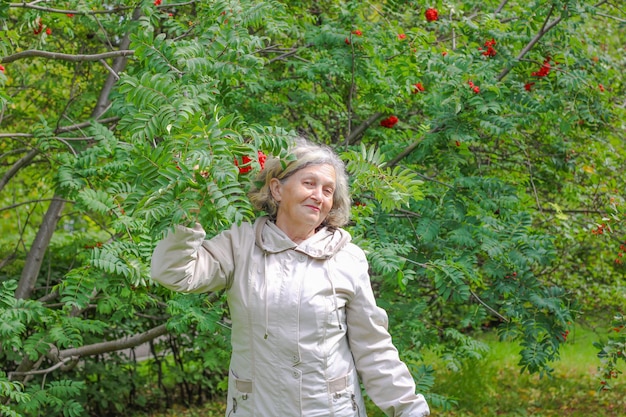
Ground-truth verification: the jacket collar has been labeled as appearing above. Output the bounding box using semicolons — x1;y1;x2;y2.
254;216;351;259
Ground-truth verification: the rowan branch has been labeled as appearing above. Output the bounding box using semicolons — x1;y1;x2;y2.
0;49;135;64
470;290;509;322
58;324;169;360
345;36;357;147
596;12;626;23
385;139;421;168
92;7;141;118
384;125;445;168
8;3;133;15
8;324;168;378
0;148;38;194
538;207;605;215
56;116;120;133
0;118;119;141
267;47;306;64
99;58;120;80
539;4;555;34
494;0;509;15
15;196;66;300
497;12;561;81
496;0;610;81
345;112;383;145
8;357;76;378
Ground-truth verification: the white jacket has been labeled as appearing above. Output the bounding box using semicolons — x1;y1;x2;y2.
151;217;430;417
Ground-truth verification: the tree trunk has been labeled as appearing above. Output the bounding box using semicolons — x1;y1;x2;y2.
14;196;65;300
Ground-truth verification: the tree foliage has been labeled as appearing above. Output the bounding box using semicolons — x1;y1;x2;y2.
0;0;624;415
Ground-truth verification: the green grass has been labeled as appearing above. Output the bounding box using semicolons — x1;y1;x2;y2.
135;325;625;417
429;325;626;417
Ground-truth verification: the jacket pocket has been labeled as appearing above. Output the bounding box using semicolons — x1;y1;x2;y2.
226;373;253;416
328;373;361;417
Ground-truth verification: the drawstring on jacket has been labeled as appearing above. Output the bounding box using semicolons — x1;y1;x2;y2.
263;251;269;339
263;250;342;338
256;219;271;340
325;261;343;330
254;217;349;338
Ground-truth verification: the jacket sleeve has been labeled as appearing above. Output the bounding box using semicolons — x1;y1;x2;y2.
150;223;236;293
344;246;430;417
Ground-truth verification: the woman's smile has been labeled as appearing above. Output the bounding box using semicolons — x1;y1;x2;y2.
270;164;336;243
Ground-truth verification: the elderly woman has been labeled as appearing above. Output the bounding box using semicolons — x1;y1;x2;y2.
150;139;430;417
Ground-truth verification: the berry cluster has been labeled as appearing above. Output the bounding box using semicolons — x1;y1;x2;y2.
480;39;497;57
425;8;438;22
235;150;267;174
468;80;480;94
33;18;51;35
412;82;425;93
591;223;609;235
532;58;552;77
380;115;399;128
615;243;625;265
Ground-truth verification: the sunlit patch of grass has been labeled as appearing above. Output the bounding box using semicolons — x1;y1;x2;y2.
431;325;626;416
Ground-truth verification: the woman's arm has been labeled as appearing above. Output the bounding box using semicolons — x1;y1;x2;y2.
345;246;430;417
150;223;234;293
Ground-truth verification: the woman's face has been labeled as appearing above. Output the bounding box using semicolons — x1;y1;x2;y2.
270;164;336;234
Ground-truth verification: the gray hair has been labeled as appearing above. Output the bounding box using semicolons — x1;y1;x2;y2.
248;139;351;229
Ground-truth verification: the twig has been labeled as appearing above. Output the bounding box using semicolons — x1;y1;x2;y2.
99;59;120;80
384;125;444;168
0;117;118;139
8;3;133;15
0;198;73;213
8;357;77;378
58;324;169;360
412;171;454;188
539;4;555;33
520;141;542;212
470;290;509;322
0;148;38;194
595;12;626;23
345;35;357;148
1;49;135;64
450;9;456;50
345;112;383;145
267;47;305;64
496;0;610;81
402;257;430;269
385;140;421;168
496;9;561;81
495;0;509;15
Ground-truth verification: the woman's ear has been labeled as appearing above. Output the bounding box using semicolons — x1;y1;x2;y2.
269;178;282;202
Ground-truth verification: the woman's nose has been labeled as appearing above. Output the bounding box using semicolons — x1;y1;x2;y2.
310;186;323;201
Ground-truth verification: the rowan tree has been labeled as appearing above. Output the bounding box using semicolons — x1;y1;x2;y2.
0;1;624;415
